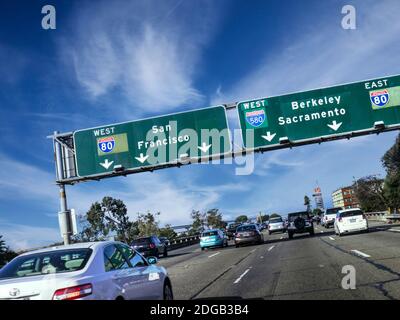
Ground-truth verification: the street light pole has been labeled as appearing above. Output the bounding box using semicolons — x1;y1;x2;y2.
54;131;72;245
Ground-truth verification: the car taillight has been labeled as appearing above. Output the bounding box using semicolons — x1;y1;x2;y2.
362;214;366;220
338;217;342;222
53;283;92;300
149;243;156;248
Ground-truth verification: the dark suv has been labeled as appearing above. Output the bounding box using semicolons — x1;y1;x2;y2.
131;236;168;258
226;222;242;240
286;211;315;239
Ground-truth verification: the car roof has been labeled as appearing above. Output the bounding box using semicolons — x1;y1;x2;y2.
339;208;363;213
18;241;119;257
202;229;221;232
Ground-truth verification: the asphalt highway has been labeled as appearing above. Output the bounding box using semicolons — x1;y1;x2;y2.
158;221;400;300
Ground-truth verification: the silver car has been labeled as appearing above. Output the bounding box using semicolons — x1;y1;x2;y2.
268;217;286;234
0;241;173;300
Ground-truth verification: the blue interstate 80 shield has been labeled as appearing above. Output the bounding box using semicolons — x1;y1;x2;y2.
245;109;267;128
370;89;390;107
98;136;115;153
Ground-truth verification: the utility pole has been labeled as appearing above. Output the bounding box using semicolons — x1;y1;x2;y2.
54;131;72;245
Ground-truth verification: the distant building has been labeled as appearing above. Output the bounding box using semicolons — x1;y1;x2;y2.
331;186;360;209
312;186;325;210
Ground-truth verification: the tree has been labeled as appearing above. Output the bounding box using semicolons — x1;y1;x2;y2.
158;224;177;239
384;172;400;213
0;235;17;267
206;209;225;229
137;211;160;237
75;197;137;243
353;176;387;212
312;208;323;216
382;134;400;213
189;210;205;235
304;195;311;212
235;215;248;223
382;133;400;177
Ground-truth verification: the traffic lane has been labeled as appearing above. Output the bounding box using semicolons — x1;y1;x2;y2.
191;227;399;299
160;243;203;268
193;232;367;299
319;227;400;297
161;239;267;300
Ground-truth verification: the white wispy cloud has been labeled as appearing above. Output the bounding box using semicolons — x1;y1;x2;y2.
212;0;400;104
61;0;223;116
0;222;60;252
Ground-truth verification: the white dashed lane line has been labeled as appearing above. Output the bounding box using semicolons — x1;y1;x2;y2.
351;249;371;258
208;252;220;258
329;237;335;241
234;267;251;284
268;245;275;252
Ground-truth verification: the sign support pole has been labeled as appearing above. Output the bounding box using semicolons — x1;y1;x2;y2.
54;131;72;245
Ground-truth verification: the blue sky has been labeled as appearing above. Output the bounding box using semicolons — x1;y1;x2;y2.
1;0;400;250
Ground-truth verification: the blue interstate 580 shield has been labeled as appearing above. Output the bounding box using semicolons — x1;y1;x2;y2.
245;109;267;128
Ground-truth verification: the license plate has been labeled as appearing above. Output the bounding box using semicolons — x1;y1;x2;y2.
350;218;356;223
243;232;250;237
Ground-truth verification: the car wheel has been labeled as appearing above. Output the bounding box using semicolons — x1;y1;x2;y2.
155;251;160;258
309;229;315;236
268;231;272;235
163;282;174;300
235;244;239;248
288;232;293;239
163;248;168;257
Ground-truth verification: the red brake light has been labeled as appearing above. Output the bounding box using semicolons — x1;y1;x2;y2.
53;283;92;300
149;243;156;249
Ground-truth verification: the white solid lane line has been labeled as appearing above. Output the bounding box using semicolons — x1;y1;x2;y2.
351;249;371;258
268;245;275;251
329;237;335;240
234;268;251;284
388;228;400;232
208;252;220;258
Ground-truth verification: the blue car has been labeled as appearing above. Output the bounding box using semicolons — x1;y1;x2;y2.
200;229;228;250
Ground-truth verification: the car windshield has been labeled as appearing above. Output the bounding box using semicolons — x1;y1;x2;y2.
237;225;256;232
340;210;364;218
270;218;283;223
228;223;240;229
132;238;151;245
202;231;218;237
0;248;92;280
326;208;342;215
288;212;309;221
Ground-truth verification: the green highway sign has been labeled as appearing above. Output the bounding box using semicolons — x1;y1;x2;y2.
74;106;231;177
238;74;400;149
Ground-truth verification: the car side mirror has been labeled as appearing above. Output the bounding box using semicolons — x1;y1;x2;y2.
147;256;158;265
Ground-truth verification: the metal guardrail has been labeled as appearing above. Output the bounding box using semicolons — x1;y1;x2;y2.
167;235;200;250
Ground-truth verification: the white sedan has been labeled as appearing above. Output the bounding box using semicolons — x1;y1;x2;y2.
334;209;369;236
0;241;173;300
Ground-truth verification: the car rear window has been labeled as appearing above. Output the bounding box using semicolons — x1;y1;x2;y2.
340;210;364;218
237;225;256;232
132;238;151;245
270;218;283;223
202;231;218;237
326;208;342;215
288;212;309;221
0;249;92;280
